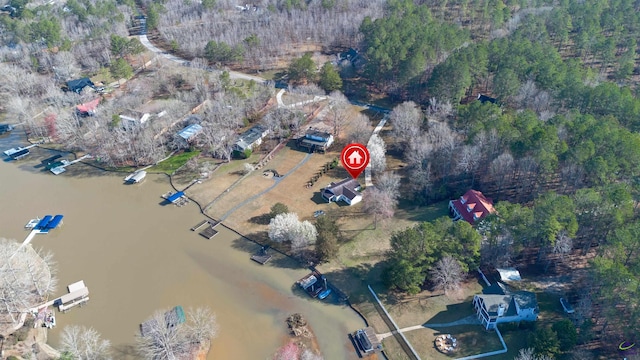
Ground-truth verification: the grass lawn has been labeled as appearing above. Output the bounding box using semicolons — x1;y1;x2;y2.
148;151;200;174
404;325;503;360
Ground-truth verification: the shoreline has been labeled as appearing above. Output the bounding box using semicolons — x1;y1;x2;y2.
5;135;369;359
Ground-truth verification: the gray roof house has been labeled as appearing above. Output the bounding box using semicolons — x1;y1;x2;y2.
233;125;269;152
177;123;202;141
473;287;538;329
322;179;362;205
297;128;334;153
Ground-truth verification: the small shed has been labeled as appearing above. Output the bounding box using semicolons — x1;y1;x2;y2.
496;268;522;282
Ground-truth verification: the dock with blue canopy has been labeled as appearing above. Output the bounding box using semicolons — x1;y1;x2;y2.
162;191;188;206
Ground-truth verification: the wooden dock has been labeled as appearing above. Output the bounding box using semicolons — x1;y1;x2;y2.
191;219;208;231
250;246;273;265
199;221;219;239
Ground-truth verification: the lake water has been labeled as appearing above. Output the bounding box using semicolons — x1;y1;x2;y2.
0;133;364;359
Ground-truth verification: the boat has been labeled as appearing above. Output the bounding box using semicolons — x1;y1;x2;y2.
560;297;574;314
297;271;328;298
25;217;41;229
43;311;56;329
318;288;332;300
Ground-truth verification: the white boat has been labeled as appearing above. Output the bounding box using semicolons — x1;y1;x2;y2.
25;217;41;229
43;311;56;328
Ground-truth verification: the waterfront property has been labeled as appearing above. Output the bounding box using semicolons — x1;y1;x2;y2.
449;189;496;224
321;179;362;205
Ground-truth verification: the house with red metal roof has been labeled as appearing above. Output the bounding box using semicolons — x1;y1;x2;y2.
449;189;496;224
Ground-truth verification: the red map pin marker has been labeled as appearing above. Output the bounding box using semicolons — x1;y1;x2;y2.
341;143;370;180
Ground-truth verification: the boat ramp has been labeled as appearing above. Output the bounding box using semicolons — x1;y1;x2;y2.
124;170;147;184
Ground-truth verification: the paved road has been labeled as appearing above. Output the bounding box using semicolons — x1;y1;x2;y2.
138;35;266;83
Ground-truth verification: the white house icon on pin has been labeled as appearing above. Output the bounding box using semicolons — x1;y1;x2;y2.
348;150;363;165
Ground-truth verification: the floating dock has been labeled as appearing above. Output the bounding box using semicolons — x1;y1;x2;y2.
251;246;273;265
199;225;218;239
191;219;208;231
50;154;91;175
3;142;39;158
34;214;64;233
124;170;147;184
297;271;329;298
162;191;189;206
55;280;89;312
350;327;382;357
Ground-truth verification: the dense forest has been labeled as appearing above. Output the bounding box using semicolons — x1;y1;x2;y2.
1;0;640;358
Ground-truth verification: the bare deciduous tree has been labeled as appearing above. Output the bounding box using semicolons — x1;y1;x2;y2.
514;348;554;360
430;256;464;295
136;307;219;360
376;172;401;200
0;239;57;326
60;325;112;360
390;101;422;150
368;133;387;174
346;112;371;144
327;91;350;137
362;187;397;225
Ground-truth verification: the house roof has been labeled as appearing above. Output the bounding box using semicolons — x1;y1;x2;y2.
305;129;332;142
76;98;100;113
178;123;202;140
477;94;497;104
67;78;95;93
512;291;537;310
322;178;361;201
476;294;518;317
451;189;495;224
235;125;268;150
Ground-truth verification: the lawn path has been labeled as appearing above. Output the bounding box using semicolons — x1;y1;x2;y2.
377;315;480;340
219;153;312;221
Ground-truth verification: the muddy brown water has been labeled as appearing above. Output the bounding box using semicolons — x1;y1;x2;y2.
0;136;364;359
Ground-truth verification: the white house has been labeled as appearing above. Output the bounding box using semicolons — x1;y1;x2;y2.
322;179;362;205
473;290;538;329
